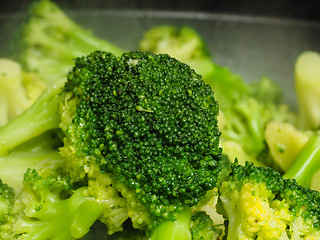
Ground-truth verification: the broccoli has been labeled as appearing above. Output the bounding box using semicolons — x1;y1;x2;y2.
264;121;309;172
295;51;320;130
0;167;104;240
17;0;124;84
0;58;45;127
139;25;297;164
0;180;14;226
283;132;320;188
190;211;224;240
0;50;222;237
0;130;64;194
219;160;320;239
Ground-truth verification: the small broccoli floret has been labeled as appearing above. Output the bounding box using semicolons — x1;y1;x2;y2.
190;211;224;240
0;180;14;226
295;51;320;130
139;25;214;79
0;130;64;194
219;161;320;240
17;0;124;84
0;58;45;127
2;167;104;240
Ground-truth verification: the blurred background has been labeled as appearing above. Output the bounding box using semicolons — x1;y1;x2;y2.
1;0;320;23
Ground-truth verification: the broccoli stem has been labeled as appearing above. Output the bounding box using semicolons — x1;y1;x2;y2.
0;78;65;156
283;133;320;188
150;207;192;240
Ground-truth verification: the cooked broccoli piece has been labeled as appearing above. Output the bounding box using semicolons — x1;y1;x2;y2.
264;121;309;172
139;25;214;80
0;58;45;127
0;50;222;236
0;180;14;226
1;167;104;240
0;77;65;155
219;161;320;239
150;207;192;240
190;211;224;240
295;51;320;130
283;132;320;188
17;0;124;84
0;130;64;194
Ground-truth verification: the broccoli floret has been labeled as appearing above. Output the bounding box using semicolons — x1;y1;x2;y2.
0;180;14;226
295;51;320;130
0;50;222;236
17;0;124;84
219;161;320;239
1;167;104;240
0;58;45;127
61;51;222;230
0;130;64;194
190;211;224;240
139;25;214;80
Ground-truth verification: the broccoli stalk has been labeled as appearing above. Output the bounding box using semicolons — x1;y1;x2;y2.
0;78;65;156
295;51;320;130
283;133;320;188
18;0;124;84
150;207;192;240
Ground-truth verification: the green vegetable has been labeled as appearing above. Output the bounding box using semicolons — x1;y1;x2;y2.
219;161;320;239
150;207;192;240
0;130;64;194
0;58;44;127
139;24;296;163
17;0;124;84
0;50;222;237
190;211;224;240
264;121;309;172
0;78;65;156
1;167;104;239
0;180;14;226
283;132;320;188
295;51;320;130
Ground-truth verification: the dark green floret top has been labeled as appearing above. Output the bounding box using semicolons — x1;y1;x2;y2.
60;51;222;224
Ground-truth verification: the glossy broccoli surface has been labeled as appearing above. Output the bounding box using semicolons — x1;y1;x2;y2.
60;50;222;227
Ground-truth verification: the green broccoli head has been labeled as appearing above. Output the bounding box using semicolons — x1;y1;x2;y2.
219;161;320;240
2;167;104;240
60;50;222;228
